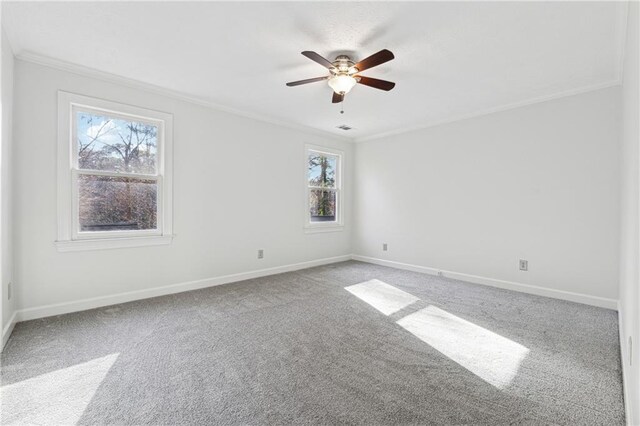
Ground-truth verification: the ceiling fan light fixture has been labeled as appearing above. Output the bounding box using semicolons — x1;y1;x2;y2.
328;74;357;94
286;50;395;102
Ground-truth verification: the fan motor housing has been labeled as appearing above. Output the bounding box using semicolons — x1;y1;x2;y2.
331;55;358;75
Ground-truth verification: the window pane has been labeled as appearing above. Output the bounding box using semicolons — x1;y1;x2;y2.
308;152;337;188
78;175;157;232
76;111;158;174
309;189;337;222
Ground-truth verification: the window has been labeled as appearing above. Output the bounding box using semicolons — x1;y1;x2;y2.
305;146;343;232
57;92;173;251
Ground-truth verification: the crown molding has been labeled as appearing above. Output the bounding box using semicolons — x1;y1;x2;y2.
355;78;622;143
356;1;629;143
15;49;624;145
15;51;353;143
1;25;16;57
616;0;630;85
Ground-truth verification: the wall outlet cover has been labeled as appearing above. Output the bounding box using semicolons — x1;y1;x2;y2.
519;259;528;271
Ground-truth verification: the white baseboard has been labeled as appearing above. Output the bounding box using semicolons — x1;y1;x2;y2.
2;310;17;351
6;253;618;342
15;255;351;323
619;302;635;426
351;255;618;310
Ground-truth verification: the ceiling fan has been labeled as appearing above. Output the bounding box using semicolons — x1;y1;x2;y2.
286;49;396;104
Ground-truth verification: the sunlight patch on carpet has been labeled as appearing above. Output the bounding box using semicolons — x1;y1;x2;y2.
397;306;529;389
345;279;420;315
1;353;119;425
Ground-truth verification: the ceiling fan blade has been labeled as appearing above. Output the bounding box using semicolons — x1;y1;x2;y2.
354;49;394;72
332;92;344;103
357;76;396;91
286;76;329;87
301;51;335;70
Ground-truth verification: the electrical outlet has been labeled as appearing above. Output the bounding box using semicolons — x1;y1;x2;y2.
383;243;388;251
257;249;264;259
7;282;11;300
519;259;528;271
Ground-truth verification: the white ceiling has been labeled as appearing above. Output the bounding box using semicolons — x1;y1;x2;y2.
2;1;628;140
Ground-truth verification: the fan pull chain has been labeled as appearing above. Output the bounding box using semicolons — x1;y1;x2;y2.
340;98;344;114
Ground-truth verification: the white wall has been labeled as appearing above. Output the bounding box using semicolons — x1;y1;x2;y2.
354;87;620;303
1;26;15;343
12;59;352;315
619;1;639;424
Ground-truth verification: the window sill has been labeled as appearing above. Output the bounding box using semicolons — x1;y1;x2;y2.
55;235;173;252
304;225;344;234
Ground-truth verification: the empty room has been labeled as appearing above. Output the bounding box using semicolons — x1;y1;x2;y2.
0;1;639;425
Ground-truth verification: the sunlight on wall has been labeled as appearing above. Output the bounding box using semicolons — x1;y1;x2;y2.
397;306;529;389
1;353;119;424
345;279;420;315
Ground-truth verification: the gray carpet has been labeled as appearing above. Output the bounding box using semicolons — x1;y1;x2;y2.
0;261;624;425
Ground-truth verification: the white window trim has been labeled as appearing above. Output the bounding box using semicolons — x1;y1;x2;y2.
56;91;174;251
304;145;344;234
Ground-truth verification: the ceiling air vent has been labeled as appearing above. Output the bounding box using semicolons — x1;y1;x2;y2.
337;125;353;131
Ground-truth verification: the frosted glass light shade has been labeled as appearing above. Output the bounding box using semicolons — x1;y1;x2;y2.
328;75;357;94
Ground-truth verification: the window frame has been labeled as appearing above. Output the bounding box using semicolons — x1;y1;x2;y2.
56;91;173;251
304;145;344;233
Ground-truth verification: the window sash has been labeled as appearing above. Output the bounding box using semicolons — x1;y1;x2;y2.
305;147;342;228
307;188;339;195
307;185;338;191
70;106;165;240
72;105;163;175
307;152;339;190
307;152;341;190
74;168;159;181
307;187;339;223
71;170;163;240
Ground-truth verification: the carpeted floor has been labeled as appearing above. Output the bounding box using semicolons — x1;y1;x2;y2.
1;261;624;425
